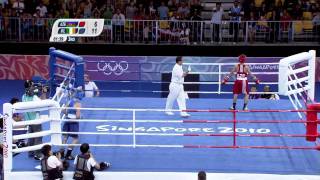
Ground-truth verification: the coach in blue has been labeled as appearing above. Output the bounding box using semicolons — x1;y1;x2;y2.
60;88;83;160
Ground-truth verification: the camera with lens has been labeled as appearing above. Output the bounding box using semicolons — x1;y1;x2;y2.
52;151;60;156
33;82;50;94
24;80;50;97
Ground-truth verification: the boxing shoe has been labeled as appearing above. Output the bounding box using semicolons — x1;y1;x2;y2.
180;112;190;117
165;111;174;116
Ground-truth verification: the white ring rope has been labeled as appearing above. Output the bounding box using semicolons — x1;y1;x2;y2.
12;143;52;153
55;119;183;123
13;130;52;140
59;132;183;136
13;118;51;127
86;61;279;66
57;143;184;148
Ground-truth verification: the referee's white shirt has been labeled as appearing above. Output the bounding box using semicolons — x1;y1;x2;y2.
85;81;99;97
171;64;184;84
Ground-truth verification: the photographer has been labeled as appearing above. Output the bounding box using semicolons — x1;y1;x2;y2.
22;80;43;160
73;143;110;180
41;145;63;180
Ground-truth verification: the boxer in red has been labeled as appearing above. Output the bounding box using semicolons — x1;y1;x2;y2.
222;54;260;110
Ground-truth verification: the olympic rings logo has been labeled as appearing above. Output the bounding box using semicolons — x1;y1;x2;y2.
97;61;129;76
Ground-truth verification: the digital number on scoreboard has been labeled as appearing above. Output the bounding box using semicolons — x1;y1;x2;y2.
50;19;104;42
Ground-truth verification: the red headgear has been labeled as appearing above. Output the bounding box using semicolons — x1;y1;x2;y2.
238;54;246;63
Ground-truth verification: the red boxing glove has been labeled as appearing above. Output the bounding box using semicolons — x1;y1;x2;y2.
255;78;260;84
222;76;229;84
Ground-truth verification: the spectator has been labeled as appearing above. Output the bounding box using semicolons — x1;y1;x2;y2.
137;3;145;15
283;0;299;15
12;0;25;15
126;1;136;19
83;0;92;18
21;12;32;40
179;22;190;44
190;0;202;17
84;74;100;97
211;2;223;43
178;2;190;19
249;86;260;99
258;1;267;18
198;171;206;180
291;3;302;20
102;5;113;19
301;0;311;11
47;0;59;17
143;22;150;43
260;85;279;100
147;0;156;16
0;0;7;7
56;8;69;18
157;1;169;20
248;12;256;44
133;10;144;42
229;0;244;44
280;9;292;41
248;1;258;18
33;9;46;40
73;143;110;179
190;9;202;44
67;0;78;18
112;8;125;43
22;80;43;160
40;144;63;180
168;0;177;12
267;10;280;43
36;1;48;17
92;7;100;18
312;11;320;44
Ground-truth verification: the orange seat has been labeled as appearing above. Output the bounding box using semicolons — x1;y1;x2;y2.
294;21;303;34
255;0;263;7
303;12;312;20
302;21;313;31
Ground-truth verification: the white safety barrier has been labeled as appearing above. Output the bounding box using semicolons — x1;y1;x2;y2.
3;99;61;180
278;50;316;118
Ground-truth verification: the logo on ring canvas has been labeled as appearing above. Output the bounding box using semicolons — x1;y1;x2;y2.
97;61;129;76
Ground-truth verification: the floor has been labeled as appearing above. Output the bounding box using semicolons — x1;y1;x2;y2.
11;97;320;175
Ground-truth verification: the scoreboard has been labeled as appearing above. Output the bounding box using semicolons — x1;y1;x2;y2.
50;19;104;42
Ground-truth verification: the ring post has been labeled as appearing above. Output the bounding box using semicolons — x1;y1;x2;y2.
3;103;13;179
133;110;136;148
306;104;319;141
308;50;316;101
218;65;221;94
233;110;236;147
49;102;62;145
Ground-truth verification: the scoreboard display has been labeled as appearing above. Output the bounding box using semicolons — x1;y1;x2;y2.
50;19;104;42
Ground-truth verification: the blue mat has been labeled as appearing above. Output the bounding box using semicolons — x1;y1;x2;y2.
12;98;320;175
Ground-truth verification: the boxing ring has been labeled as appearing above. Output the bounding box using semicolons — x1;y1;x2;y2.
2;50;320;180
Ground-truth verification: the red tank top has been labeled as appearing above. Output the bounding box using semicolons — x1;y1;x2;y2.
236;64;247;80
